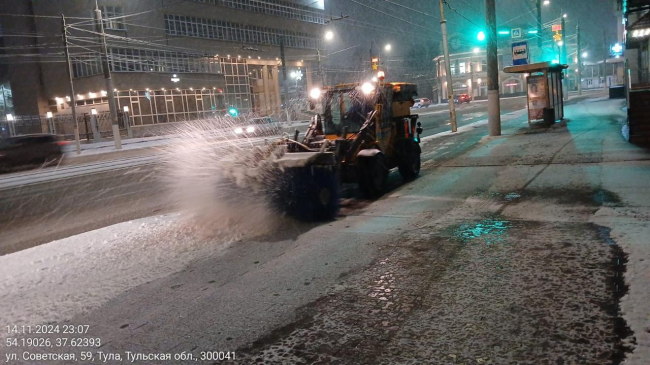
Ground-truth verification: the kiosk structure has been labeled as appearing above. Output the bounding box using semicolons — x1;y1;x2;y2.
504;62;568;125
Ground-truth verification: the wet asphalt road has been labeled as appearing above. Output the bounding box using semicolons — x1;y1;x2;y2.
0;92;600;256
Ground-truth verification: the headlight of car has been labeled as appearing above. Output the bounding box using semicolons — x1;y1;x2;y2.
235;127;243;134
246;126;255;133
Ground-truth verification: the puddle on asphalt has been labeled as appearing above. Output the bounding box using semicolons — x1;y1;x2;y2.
504;192;521;202
452;217;512;245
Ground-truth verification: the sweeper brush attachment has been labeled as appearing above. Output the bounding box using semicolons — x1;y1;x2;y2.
267;152;339;221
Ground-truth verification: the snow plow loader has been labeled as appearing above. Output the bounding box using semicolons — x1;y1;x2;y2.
269;82;422;221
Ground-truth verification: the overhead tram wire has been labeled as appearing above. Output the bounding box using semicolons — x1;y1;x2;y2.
347;0;433;31
442;0;483;29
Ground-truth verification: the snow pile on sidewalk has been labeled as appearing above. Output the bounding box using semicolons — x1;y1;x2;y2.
0;213;233;337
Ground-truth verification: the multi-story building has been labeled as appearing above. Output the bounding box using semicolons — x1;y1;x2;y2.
0;0;325;134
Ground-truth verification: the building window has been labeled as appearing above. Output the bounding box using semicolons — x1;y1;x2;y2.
191;0;325;24
72;48;222;78
108;48;222;74
164;14;319;49
72;54;102;78
100;6;125;30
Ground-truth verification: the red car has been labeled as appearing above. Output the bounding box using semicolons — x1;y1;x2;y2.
454;94;471;104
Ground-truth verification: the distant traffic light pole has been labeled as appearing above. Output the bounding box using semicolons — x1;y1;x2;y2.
536;0;543;49
486;0;501;136
438;0;457;133
577;23;582;96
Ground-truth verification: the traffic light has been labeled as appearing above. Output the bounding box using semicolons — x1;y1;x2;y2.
477;31;486;41
227;107;239;117
371;56;380;71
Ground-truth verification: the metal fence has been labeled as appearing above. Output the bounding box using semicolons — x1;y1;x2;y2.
0;112;127;140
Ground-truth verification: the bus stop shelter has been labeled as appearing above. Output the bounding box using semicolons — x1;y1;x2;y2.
504;62;568;125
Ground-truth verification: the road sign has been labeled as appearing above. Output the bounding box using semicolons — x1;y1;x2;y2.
511;28;522;39
512;41;529;66
552;24;562;32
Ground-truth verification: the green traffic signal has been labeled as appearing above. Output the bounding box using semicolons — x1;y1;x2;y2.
228;107;239;117
477;31;486;41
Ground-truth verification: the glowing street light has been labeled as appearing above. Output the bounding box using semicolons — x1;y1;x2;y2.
543;0;550;5
384;44;392;51
582;51;588;58
473;47;480;54
325;31;334;41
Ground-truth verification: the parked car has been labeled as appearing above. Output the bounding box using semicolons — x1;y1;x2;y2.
454;94;471;104
413;98;432;108
233;117;281;137
0;134;64;173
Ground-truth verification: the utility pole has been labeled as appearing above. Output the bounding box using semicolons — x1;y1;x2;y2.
94;6;121;149
486;0;501;136
280;36;291;123
317;49;325;87
603;30;608;89
62;15;81;155
577;23;582;95
536;0;542;50
561;13;568;100
438;0;457;132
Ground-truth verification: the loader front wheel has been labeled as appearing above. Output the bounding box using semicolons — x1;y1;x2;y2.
398;140;421;181
357;153;388;199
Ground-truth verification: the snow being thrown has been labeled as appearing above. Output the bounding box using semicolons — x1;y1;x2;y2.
161;113;294;239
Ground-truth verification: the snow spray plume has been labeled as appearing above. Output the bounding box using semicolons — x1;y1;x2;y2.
161;114;290;239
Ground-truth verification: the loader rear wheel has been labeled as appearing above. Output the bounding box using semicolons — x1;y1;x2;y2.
357;154;388;199
398;140;421;181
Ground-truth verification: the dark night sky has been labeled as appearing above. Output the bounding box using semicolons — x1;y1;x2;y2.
322;0;619;85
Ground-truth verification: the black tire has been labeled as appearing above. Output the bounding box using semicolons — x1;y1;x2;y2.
398;140;421;180
270;164;339;221
357;153;388;199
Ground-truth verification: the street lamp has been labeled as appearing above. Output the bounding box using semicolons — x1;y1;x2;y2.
473;47;480;54
384;44;392;52
582;51;588;58
325;31;334;41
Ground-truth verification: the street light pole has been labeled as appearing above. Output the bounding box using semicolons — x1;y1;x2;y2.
280;36;291;123
577;23;582;96
94;6;121;149
561;13;569;100
61;15;81;155
438;0;457;132
536;0;543;50
486;0;501;136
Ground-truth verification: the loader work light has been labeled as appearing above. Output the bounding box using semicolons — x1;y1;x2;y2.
310;87;321;99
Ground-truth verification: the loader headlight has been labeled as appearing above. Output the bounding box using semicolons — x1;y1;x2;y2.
235;127;243;134
310;87;321;100
361;82;374;95
246;126;255;133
